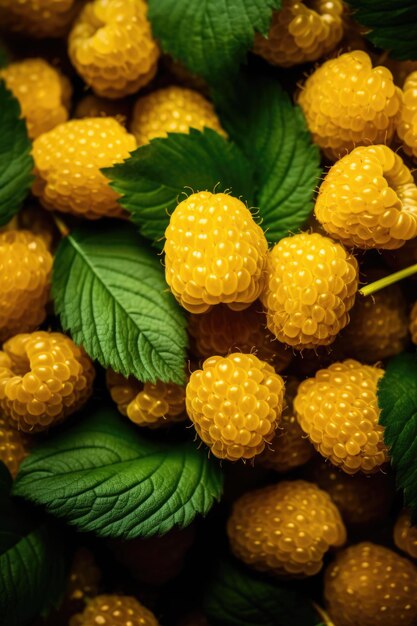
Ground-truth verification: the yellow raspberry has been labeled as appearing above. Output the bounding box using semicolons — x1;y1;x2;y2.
188;303;292;373
294;359;388;474
0;230;52;343
0;58;72;140
68;0;159;99
0;415;31;477
254;0;344;68
106;369;186;429
324;542;417;626
315;146;417;249
130;86;225;147
0;0;80;38
257;378;314;473
410;302;417;345
32;117;136;219
394;510;417;560
397;71;417;160
186;353;285;461
164;192;268;314
298;51;402;160
14;205;59;252
262;232;358;349
74;94;131;122
0;331;95;433
312;460;394;526
227;480;346;577
70;595;160;626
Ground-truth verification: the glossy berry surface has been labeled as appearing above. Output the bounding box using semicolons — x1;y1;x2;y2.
70;595;160;626
0;415;30;477
394;510;417;560
397;71;417;160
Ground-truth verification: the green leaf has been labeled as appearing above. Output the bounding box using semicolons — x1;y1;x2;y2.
0;462;68;626
104;128;255;248
378;352;417;521
148;0;281;83
205;559;320;626
0;80;34;226
13;405;224;539
214;71;321;244
52;221;188;384
346;1;417;61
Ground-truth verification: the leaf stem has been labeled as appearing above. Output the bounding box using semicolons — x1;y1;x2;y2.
51;213;70;238
359;264;417;297
313;603;336;626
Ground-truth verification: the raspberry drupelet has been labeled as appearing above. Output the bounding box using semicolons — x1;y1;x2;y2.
0;0;79;37
186;353;285;461
70;595;160;626
227;480;346;577
0;416;31;477
164;192;268;314
394;510;417;560
397;71;417;160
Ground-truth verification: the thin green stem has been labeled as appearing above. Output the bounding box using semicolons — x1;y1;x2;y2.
359;264;417;297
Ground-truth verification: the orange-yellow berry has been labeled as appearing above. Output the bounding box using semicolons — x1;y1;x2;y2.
227;480;346;577
164;192;268;314
397;71;417;160
0;331;95;433
70;595;160;626
0;415;30;477
257;378;314;473
74;95;131;122
312;460;394;526
106;369;186;428
32;117;136;219
394;510;417;560
410;302;417;345
254;0;344;68
315;146;417;249
262;232;358;349
68;0;159;99
1;58;72;140
298;51;402;160
294;359;388;474
324;542;417;626
0;230;52;343
188;303;292;372
131;86;225;146
0;0;80;37
186;353;284;460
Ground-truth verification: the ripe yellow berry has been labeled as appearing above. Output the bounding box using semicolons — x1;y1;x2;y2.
257;378;314;473
32;117;136;219
397;71;417;160
188;303;292;373
294;359;388;474
70;595;160;626
312;460;394;526
106;369;186;428
254;0;344;68
0;230;52;343
227;480;346;577
0;416;30;477
164;192;268;314
131;86;225;147
0;0;79;38
262;232;358;349
315;145;417;249
324;542;417;626
186;353;284;460
394;510;417;560
410;302;417;346
0;331;95;433
68;0;159;99
298;51;402;160
74;95;131;121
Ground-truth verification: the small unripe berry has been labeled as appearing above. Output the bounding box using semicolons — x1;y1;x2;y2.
0;0;79;38
164;192;268;314
131;86;225;146
0;331;95;433
257;378;314;473
32;118;136;219
394;510;417;560
262;232;358;349
0;416;30;477
0;230;52;343
397;71;417;160
186;353;285;460
315;145;417;249
254;0;344;68
298;51;402;160
325;542;417;626
294;359;388;474
70;595;160;626
227;480;346;577
188;303;292;372
69;0;159;99
410;302;417;346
